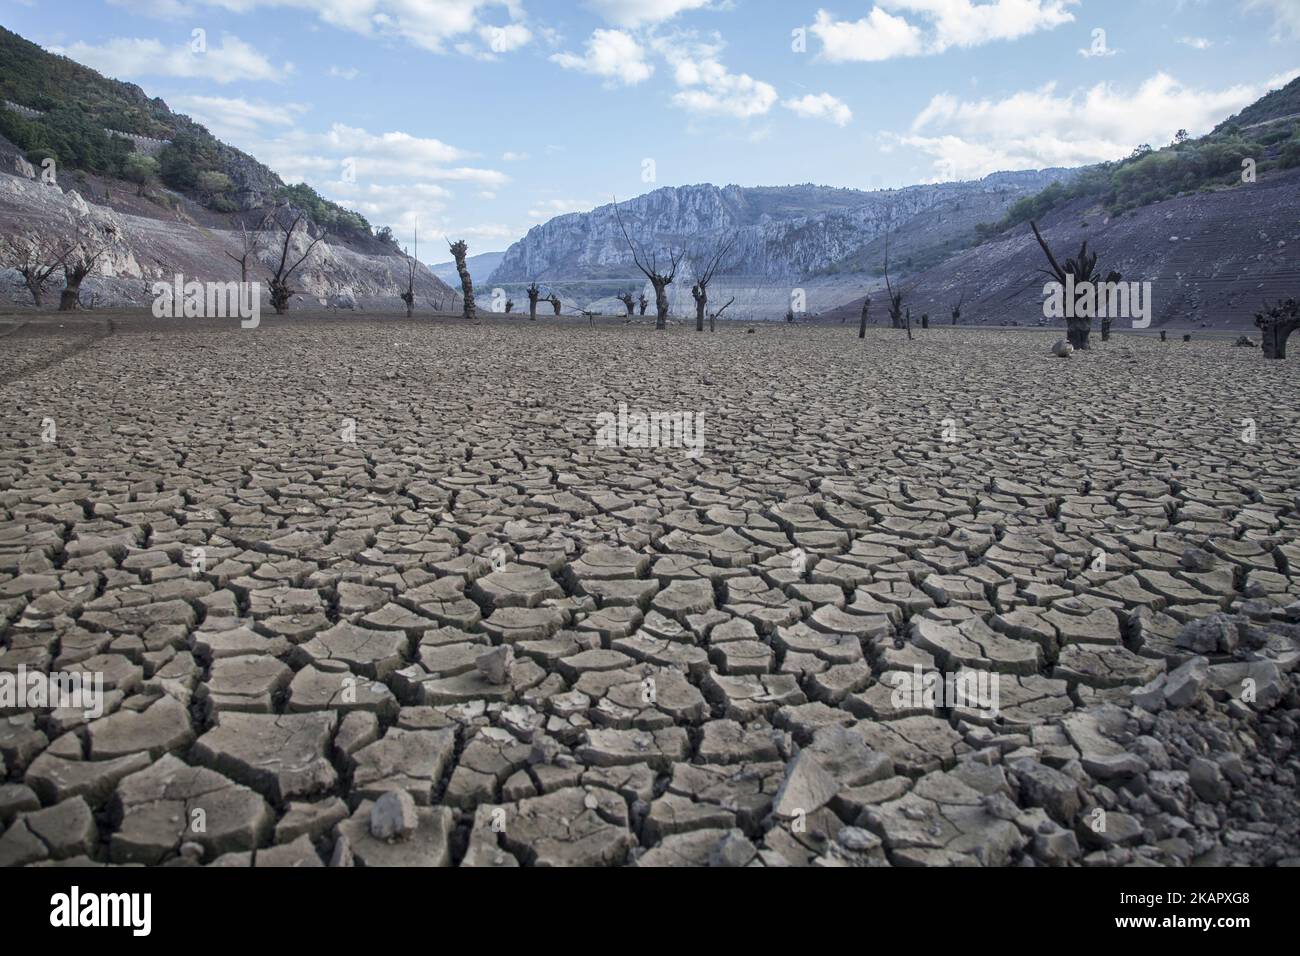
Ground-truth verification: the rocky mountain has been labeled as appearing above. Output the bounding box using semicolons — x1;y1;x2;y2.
488;171;1075;289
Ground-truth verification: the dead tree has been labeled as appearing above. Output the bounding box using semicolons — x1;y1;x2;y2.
400;225;418;317
527;281;542;321
548;293;562;316
59;227;113;311
638;293;648;316
614;199;682;331
709;296;735;332
951;291;965;325
1030;220;1121;351
858;296;871;339
1100;316;1113;342
689;236;735;332
2;233;70;307
448;239;475;321
882;237;909;338
617;291;635;316
920;313;929;329
225;216;264;284
266;209;323;314
504;298;514;314
1255;299;1300;359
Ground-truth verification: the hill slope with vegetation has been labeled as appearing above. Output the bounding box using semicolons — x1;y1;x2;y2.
0;25;379;244
976;75;1300;241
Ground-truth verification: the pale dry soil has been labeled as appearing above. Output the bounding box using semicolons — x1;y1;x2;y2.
1;313;1298;868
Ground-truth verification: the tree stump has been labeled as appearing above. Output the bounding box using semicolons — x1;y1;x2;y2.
1255;299;1300;359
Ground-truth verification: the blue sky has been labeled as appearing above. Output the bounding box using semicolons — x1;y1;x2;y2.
2;0;1297;259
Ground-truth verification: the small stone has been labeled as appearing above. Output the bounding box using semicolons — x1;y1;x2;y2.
1176;614;1236;654
1164;657;1209;708
1188;757;1229;804
369;790;419;841
476;645;514;685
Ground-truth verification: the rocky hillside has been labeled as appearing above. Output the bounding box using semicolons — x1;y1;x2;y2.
821;164;1300;331
489;171;1074;289
0;163;456;312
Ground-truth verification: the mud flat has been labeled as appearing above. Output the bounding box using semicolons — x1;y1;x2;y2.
1;314;1298;867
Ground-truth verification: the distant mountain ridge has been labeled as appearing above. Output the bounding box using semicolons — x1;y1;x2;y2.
489;170;1075;287
431;251;505;288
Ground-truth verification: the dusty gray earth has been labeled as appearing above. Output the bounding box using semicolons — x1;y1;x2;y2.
1;312;1298;868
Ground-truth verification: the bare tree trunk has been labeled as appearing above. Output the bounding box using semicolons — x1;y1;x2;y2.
858;298;870;339
1067;318;1091;350
267;209;322;315
1256;300;1300;359
60;260;96;312
693;284;706;332
652;279;669;330
449;239;475;321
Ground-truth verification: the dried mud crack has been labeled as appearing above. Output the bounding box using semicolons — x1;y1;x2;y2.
1;314;1298;868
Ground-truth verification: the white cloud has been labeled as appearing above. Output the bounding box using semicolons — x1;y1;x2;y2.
810;8;926;62
782;92;853;126
480;22;533;53
583;0;713;28
251;123;508;190
328;65;360;79
451;222;520;244
107;0;194;16
888;0;1076;52
672;62;777;119
811;1;1076;62
1177;36;1213;50
900;69;1300;180
54;33;291;83
114;0;534;55
528;198;595;220
551;29;654;85
650;34;777;119
502;151;530;161
1246;0;1300;39
170;95;307;137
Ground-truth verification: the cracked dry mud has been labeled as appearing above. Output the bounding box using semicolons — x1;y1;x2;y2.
2;314;1299;868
